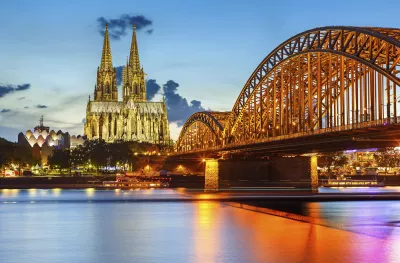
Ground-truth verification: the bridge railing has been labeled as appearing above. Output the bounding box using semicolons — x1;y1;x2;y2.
173;118;399;155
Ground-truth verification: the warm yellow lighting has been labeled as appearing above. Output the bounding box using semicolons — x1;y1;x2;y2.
205;159;219;191
134;152;138;155
202;158;206;162
85;188;95;197
52;188;62;196
28;188;37;197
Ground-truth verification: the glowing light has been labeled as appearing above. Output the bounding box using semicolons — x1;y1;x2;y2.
85;188;95;197
28;188;37;197
52;188;62;196
202;158;206;162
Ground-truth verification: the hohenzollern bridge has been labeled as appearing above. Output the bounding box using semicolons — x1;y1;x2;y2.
167;26;400;190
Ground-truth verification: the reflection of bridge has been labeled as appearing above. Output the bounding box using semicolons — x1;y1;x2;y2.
170;26;400;190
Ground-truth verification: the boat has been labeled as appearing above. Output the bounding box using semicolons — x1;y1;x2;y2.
101;175;170;189
321;178;385;187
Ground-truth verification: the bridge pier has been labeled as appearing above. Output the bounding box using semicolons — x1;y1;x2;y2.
310;155;319;192
204;159;219;191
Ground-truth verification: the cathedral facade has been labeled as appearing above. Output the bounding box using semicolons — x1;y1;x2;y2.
84;24;170;144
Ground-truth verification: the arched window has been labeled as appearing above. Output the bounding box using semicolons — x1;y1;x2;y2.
114;117;117;136
108;113;112;137
99;115;104;138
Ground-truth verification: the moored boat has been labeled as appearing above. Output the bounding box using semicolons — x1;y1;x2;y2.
321;178;385;187
101;175;170;189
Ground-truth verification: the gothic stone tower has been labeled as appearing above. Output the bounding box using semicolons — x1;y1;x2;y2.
122;25;147;102
84;24;171;145
94;24;118;101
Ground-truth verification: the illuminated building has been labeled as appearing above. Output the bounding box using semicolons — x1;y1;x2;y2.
17;116;86;164
84;24;170;144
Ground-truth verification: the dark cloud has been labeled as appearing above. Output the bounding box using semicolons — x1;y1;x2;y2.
15;84;30;91
146;79;161;101
36;105;48;109
97;14;153;40
18;97;25;100
24;106;29;109
115;66;124;86
0;83;31;98
1;109;11;113
146;29;154;34
163;80;205;126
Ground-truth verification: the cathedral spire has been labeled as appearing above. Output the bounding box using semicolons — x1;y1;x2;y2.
129;24;141;72
100;23;113;70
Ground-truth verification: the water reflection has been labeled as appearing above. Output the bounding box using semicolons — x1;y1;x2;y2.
193;202;220;263
0;190;400;262
85;188;95;197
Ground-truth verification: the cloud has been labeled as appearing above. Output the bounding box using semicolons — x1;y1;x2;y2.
1;109;11;113
146;79;161;100
97;14;153;40
163;80;205;126
18;97;25;100
24;106;29;109
115;66;124;86
15;84;30;91
146;29;154;34
0;83;31;98
36;104;48;108
82;118;86;124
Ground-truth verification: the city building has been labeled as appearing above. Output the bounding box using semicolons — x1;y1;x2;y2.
18;116;86;164
84;24;170;144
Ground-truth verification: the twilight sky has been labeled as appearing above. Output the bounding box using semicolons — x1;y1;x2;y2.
1;0;400;142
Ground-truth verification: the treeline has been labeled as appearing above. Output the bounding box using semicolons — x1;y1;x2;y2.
0;137;41;169
48;139;171;174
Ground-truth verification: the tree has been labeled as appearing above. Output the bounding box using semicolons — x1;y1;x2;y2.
48;149;70;175
326;151;348;168
85;139;110;173
374;148;400;174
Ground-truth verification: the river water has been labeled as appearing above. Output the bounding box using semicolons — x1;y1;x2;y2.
1;188;400;263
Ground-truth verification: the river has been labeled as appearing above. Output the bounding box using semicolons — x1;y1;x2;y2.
1;188;399;263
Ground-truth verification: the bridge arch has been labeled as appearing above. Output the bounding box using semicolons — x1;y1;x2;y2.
225;26;400;143
176;111;230;152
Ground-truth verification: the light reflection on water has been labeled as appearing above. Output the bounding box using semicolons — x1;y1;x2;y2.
0;189;399;262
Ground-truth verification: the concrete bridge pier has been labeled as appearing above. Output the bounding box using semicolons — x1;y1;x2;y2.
204;159;219;191
310;155;319;192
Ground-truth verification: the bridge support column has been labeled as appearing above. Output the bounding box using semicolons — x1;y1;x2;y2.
205;159;219;191
310;155;318;192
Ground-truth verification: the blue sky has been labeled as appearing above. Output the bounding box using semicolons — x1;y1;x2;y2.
1;0;400;142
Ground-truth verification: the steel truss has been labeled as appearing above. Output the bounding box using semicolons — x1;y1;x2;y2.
176;26;400;153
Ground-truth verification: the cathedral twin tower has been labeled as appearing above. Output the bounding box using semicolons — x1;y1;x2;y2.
84;24;170;144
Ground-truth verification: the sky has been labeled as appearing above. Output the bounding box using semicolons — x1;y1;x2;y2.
1;0;400;142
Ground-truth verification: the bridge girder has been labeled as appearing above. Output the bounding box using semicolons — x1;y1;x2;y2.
176;111;230;153
176;26;400;154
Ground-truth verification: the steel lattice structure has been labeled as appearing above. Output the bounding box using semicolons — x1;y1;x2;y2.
176;26;400;153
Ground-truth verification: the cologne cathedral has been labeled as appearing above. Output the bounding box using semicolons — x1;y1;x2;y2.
84;24;170;144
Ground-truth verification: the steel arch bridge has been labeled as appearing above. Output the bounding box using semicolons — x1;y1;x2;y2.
176;26;400;154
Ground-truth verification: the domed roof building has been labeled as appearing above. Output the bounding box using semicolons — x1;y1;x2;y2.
18;116;87;164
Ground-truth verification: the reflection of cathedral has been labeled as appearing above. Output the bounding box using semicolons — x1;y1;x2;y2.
84;24;170;144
